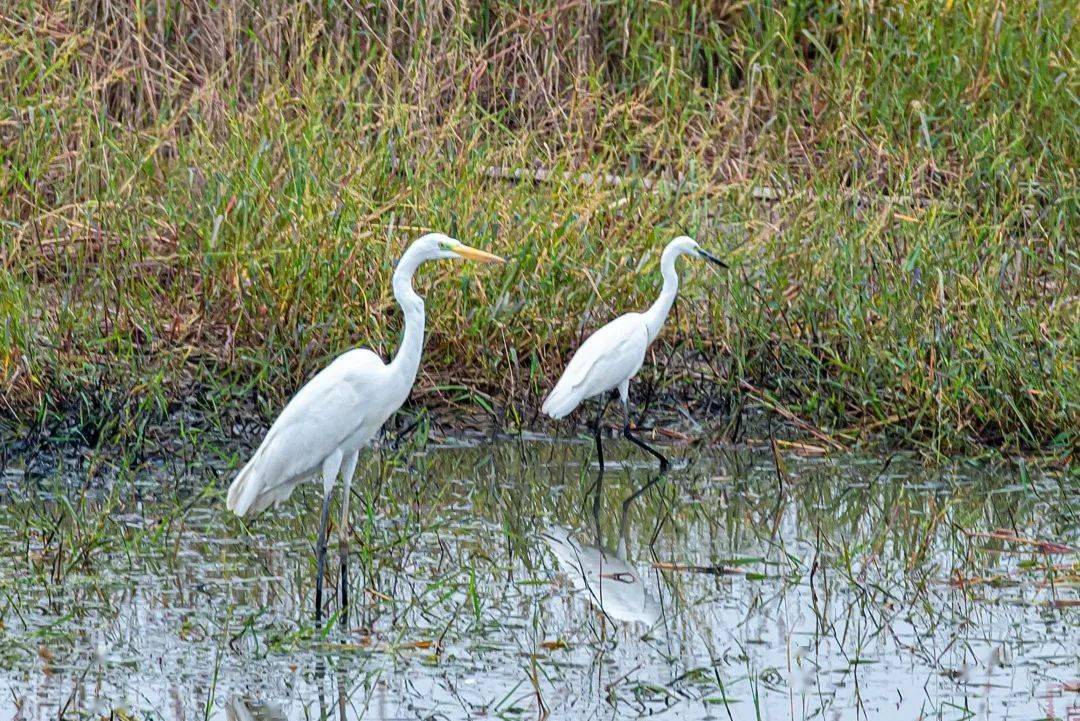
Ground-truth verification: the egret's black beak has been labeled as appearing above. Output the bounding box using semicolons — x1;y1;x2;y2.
697;248;729;269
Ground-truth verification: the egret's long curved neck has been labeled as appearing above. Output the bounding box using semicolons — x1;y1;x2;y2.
642;245;682;342
388;249;426;385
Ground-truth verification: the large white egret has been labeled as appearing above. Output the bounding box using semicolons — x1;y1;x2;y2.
226;233;504;626
541;236;726;524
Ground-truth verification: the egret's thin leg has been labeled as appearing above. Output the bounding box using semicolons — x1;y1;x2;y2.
621;391;669;472
314;490;333;625
315;451;343;626
592;406;605;543
337;450;359;630
592;395;613;544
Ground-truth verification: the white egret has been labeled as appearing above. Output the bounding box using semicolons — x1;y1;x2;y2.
541;236;726;525
226;233;504;626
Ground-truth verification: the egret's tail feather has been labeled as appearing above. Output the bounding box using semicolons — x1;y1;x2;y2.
541;385;579;420
226;457;260;517
227;449;302;518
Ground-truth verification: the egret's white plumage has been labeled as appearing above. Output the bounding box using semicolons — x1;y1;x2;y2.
226;347;384;517
541;313;648;419
542;236;725;424
543;234;725;538
226;232;503;624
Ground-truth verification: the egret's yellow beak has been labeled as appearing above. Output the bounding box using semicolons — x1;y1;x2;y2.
453;243;505;264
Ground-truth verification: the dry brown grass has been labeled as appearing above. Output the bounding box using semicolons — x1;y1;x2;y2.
2;0;1077;452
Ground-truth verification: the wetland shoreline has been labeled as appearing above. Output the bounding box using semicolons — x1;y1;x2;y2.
1;437;1076;720
3;2;1077;717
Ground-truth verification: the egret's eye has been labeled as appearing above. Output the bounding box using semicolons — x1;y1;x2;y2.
438;239;456;251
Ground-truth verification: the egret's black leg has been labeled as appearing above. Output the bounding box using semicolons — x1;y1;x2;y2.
592;398;607;544
314;491;333;625
623;399;669;472
589;394;616;543
336;451;358;631
339;542;348;629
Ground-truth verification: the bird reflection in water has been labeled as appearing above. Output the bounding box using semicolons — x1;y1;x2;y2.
226;698;287;721
543;474;665;626
227;658;363;721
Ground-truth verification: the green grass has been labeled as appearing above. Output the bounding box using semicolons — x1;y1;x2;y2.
1;0;1077;452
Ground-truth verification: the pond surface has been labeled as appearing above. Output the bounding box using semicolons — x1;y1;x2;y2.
1;437;1077;720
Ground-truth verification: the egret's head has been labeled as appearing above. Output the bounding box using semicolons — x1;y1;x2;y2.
667;235;728;268
413;233;505;264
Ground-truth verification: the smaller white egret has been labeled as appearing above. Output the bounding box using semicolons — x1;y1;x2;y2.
541;236;726;525
226;233;504;626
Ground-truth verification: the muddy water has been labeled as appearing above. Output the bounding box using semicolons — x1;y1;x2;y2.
1;438;1077;720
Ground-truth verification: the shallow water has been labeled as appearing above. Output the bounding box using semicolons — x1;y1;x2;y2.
1;438;1077;720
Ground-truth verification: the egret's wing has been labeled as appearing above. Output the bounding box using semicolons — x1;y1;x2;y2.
543;314;649;417
227;348;384;515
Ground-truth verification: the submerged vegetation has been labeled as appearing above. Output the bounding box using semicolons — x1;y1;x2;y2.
1;441;1077;717
2;0;1077;451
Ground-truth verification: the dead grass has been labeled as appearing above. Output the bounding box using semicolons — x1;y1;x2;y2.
1;0;1077;452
